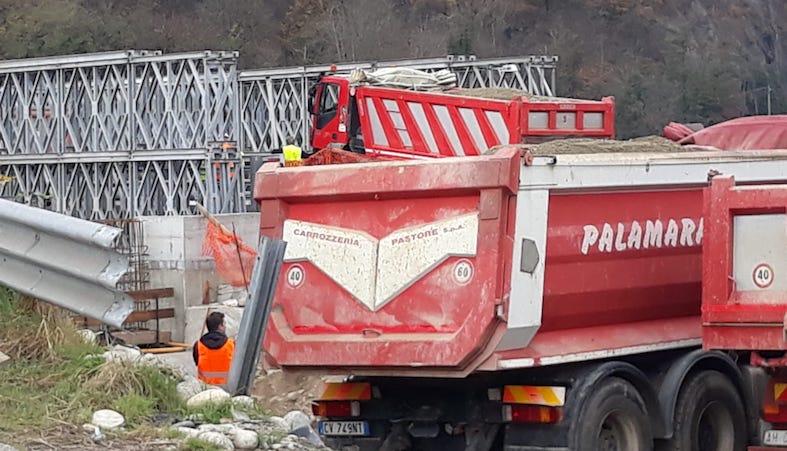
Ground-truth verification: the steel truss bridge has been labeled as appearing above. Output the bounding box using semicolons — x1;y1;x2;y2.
0;50;558;219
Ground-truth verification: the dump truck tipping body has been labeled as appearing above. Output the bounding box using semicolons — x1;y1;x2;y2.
310;75;615;158
702;176;787;350
255;146;787;377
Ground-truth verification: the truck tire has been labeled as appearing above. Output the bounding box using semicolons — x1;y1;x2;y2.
658;370;746;451
573;377;652;451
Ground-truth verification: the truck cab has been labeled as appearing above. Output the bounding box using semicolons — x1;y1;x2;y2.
309;75;358;153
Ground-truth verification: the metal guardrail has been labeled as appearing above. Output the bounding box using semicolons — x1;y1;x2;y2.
0;198;134;327
226;236;287;395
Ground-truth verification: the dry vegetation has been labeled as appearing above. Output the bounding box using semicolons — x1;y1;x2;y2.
0;0;783;137
0;289;261;450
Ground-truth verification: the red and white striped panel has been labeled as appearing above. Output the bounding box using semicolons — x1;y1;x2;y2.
359;91;513;157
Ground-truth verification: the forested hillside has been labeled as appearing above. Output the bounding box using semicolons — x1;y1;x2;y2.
2;0;784;137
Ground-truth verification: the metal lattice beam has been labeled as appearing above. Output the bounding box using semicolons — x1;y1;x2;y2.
0;51;558;220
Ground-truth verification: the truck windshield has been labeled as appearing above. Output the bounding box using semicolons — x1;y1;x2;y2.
316;82;339;129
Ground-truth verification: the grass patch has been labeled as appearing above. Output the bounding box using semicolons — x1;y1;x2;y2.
180;437;225;451
183;400;235;424
0;292;185;444
113;394;156;426
182;398;268;424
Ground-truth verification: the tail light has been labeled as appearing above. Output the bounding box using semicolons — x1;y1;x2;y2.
312;401;361;418
764;381;787;425
503;405;563;424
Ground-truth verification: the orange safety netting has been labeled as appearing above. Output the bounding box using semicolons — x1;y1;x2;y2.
201;221;257;287
303;147;399;165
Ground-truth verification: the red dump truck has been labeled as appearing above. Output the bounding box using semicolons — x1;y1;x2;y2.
254;139;787;450
701;176;787;451
309;74;615;158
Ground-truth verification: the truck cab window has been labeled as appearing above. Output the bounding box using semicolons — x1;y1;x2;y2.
316;83;339;129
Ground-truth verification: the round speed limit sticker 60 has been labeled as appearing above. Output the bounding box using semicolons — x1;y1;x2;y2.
752;263;774;289
453;259;474;285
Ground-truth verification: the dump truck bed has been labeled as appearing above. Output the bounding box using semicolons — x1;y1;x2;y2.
354;84;615;158
255;145;787;377
702;176;787;350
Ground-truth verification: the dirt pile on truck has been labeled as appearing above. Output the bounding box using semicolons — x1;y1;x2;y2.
529;135;682;154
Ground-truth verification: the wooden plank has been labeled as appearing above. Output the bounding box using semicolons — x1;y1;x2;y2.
125;308;175;322
75;308;175;327
166;341;193;348
111;330;172;345
126;288;175;300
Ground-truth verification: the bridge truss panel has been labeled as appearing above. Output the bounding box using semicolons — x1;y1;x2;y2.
0;149;244;219
0;50;240;156
0;51;558;220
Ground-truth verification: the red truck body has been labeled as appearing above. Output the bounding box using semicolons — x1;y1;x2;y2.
703;176;787;350
310;75;615;158
701;176;787;451
256;148;786;376
255;146;787;450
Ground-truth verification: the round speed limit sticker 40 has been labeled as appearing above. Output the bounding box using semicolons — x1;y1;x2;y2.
752;263;774;289
286;265;305;288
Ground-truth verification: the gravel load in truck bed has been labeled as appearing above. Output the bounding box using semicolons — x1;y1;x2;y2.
447;87;596;103
530;136;683;154
485;136;683;155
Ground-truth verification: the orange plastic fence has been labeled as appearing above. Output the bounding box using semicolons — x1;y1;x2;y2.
201;221;257;287
303;148;397;165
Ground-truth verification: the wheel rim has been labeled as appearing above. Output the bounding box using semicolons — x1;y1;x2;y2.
697;401;734;451
597;409;640;451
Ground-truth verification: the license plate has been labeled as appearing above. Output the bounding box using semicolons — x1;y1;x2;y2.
318;421;370;437
764;429;787;446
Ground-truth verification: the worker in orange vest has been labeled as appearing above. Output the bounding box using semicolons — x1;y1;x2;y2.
192;312;235;385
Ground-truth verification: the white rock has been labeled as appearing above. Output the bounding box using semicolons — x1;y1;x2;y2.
187;388;231;408
269;416;288;431
176;427;200;438
197;431;234;450
111;344;141;356
141;353;159;364
198;423;237;434
0;444;18;451
102;345;142;363
76;329;97;344
231;407;251;422
0;351;10;366
232;428;259;449
231;395;256;408
271;444;283;450
177;377;205;401
91;409;125;429
283;410;311;432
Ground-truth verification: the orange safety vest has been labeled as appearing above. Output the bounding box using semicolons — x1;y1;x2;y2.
196;338;235;385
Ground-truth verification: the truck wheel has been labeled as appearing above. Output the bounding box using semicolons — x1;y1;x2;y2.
658;370;746;451
573;377;652;451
